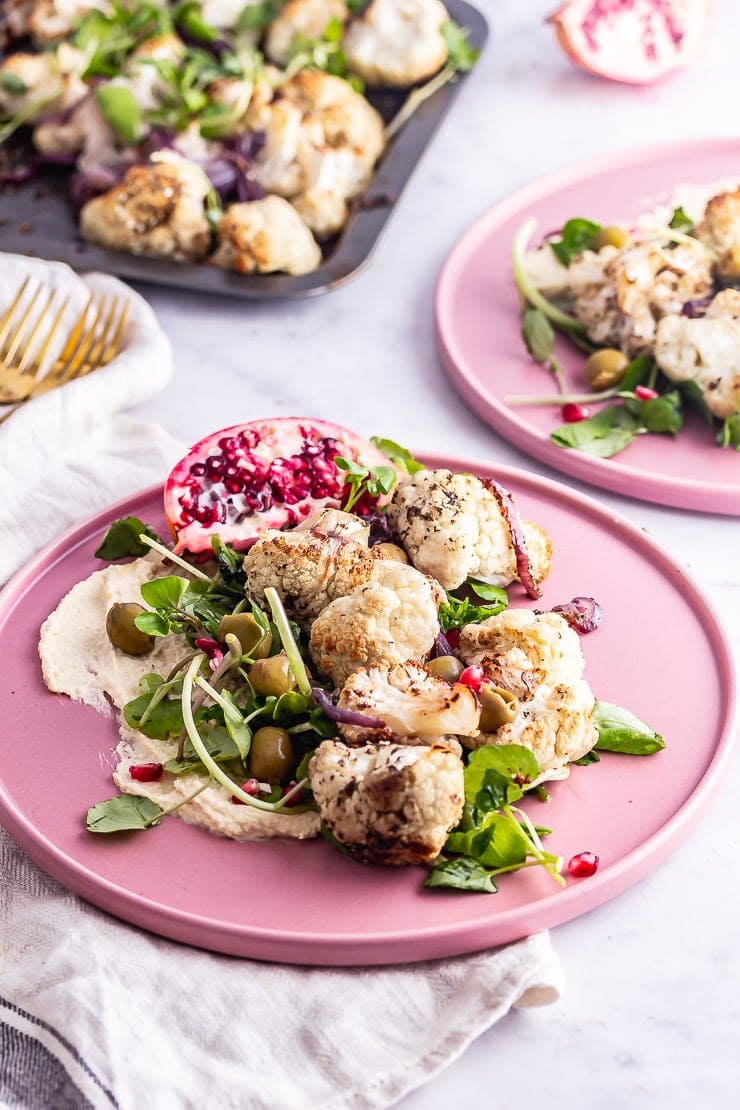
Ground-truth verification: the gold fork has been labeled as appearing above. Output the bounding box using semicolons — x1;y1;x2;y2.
0;277;71;402
0;285;130;424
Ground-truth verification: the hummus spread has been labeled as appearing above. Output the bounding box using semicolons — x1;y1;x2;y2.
39;554;320;842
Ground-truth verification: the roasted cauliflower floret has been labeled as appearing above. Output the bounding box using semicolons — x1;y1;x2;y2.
571;239;714;356
465;680;597;772
125;33;186;112
386;469;552;593
211;196;322;275
337;660;480;744
80;158;212;262
247;70;385;236
0;52;64;121
458;610;586;697
30;72;91;156
309;561;441;688
28;1;106;46
696;189;740;280
309;739;464;864
243;508;381;623
265;0;349;66
654;288;740;418
342;0;449;86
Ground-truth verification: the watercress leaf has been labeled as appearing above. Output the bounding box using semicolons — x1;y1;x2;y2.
124;692;184;739
370;437;425;475
440;20;480;72
619;354;654;393
625;390;683;435
0;73;28;94
140;575;189;612
334;455;368;478
473;813;527;869
717;413;740;449
372;465;397;494
677;379;714;426
236;0;282;32
272;691;312;719
549;218;602;267
86;794;163;833
593;701;665;755
668;206;694;230
438;592;508;632
463;745;540;808
94;516;163;559
133;611;172;637
175;1;217;41
424;856;498;893
165;724;241;774
551;405;640;458
467;580;509;604
95;84;143;144
307;706;337;738
475;767;517;812
138;673;165;694
521;307;555;364
574;749;601;766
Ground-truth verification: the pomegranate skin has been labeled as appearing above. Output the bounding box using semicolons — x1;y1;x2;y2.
163;417;401;555
548;0;710;85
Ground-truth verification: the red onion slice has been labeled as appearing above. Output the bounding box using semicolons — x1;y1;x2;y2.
551;597;602;633
311;687;386;730
431;631;455;658
482;477;541;599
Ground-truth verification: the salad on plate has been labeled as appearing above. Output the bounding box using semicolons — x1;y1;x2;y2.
510;178;740;457
39;417;664;894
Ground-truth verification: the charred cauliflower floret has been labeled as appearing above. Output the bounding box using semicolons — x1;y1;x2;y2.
79;158;212;262
309;561;441;688
211;196;322;276
0;52;64;121
28;1;106;46
124;33;186;112
458;610;586;697
386;469;552;593
337;660;480;744
265;0;349;66
696;189;740;280
654;288;740;418
466;680;597;772
247;70;385;237
243;508;381;623
309;739;464;864
571;239;714;356
342;0;449;87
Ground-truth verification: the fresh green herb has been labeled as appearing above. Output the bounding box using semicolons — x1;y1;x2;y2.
124;684;185;739
521;307;568;394
593;701;665;755
717;413;740;449
95;84;143;144
551;406;641;458
440;20;480;72
334;456;397;511
424;856;498;893
95;516;163;560
264;586;313;697
73;1;171;78
549;218;602;268
467;580;509;603
86;794;163;833
0;73;27;94
236;0;283;32
622;389;684;436
164;724;242;774
573;749;601;766
512;219;589;339
619;354;654;393
370;437;425;475
438;589;508;633
668;206;694;231
284;19;362;90
676;379;714;426
174;1;218;42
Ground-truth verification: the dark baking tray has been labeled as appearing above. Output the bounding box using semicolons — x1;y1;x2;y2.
0;1;487;300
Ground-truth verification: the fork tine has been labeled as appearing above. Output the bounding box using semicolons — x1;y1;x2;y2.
18;292;70;375
101;298;130;366
55;295;107;384
0;276;30;346
15;288;59;373
1;284;42;363
80;295;120;376
50;294;93;375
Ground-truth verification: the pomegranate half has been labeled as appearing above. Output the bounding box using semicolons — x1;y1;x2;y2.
549;0;710;84
163;417;400;554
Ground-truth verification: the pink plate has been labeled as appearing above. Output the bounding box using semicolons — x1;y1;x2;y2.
0;458;736;965
436;137;740;515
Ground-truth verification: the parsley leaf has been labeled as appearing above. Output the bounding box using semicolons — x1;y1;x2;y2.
441;20;480;72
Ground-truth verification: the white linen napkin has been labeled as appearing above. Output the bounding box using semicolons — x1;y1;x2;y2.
0;255;563;1110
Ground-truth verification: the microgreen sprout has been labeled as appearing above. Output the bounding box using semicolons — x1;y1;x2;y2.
138;533;211;581
334;456;396;511
264;586;312;697
513;219;589;338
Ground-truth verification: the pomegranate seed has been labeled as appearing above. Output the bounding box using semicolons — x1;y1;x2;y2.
224;479;243;494
230;779;260;804
562;403;589;423
458;665;486;692
190;462;205;477
635;385;658;401
282;780;303;806
567;851;599;878
129;762;163;783
445;629;460;650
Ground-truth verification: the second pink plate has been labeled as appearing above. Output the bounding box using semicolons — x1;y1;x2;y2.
0;456;735;965
436;137;740;515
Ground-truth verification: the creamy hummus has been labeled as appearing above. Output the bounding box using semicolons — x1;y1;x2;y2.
39;554;320;841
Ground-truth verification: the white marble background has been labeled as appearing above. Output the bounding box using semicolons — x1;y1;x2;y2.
126;2;740;1106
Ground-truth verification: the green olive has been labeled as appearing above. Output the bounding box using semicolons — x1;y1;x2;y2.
479;685;519;732
248;654;295;697
105;602;154;656
376;542;408;564
249;726;295;784
427;655;465;682
594;224;629;251
218;612;272;658
583;348;629;391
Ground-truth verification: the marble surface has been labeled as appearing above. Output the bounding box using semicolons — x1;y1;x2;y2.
124;2;740;1106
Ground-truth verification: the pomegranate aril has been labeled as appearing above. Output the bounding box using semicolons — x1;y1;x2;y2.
567;851;599;878
190;462;206;477
562;403;589;423
129;762;163;783
224;479;243;494
635;385;659;401
458;665;486;692
230;779;260;804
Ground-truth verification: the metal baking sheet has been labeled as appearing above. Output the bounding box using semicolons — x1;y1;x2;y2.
0;2;488;301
